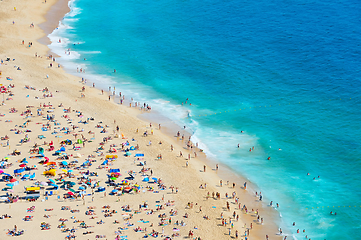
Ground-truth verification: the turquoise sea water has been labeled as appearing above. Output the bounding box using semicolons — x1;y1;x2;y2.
49;0;361;239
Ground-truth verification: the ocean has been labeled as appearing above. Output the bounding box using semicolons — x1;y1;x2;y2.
48;0;361;239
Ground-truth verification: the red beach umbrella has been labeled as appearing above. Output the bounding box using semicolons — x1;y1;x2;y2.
19;164;26;167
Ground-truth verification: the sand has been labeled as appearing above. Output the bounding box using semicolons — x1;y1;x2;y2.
0;0;283;239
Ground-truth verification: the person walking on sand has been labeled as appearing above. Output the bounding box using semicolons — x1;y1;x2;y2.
203;165;206;172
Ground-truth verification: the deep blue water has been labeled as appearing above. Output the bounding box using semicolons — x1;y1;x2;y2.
49;0;361;239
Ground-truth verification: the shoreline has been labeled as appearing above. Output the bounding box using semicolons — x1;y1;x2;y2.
41;0;286;238
0;0;285;239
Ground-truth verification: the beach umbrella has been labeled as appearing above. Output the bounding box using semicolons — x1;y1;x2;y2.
19;164;26;168
61;161;68;166
60;147;66;152
14;168;24;173
121;180;129;185
110;177;117;181
21;160;28;163
78;186;85;190
12;181;19;186
10;178;17;182
67;192;74;195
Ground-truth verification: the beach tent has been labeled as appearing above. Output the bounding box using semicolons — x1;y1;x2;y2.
40;181;48;186
130;146;135;150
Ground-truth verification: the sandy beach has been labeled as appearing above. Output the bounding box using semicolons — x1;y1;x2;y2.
0;0;284;239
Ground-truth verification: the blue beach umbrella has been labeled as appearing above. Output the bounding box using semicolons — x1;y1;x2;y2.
61;161;68;166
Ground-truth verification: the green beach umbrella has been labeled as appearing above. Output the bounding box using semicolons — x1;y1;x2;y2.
110;177;117;181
